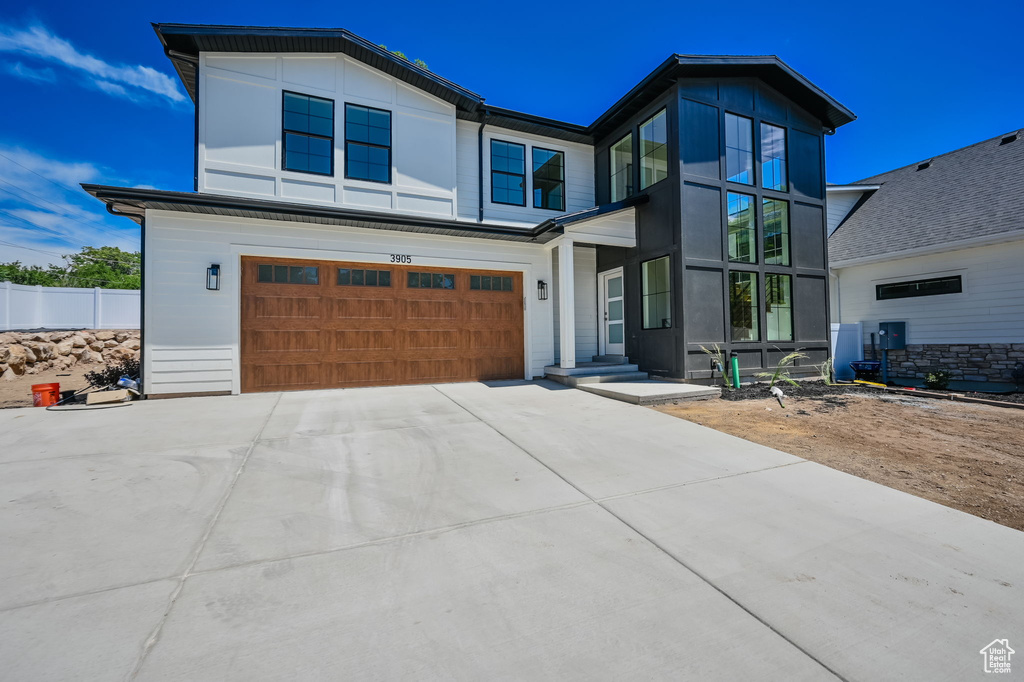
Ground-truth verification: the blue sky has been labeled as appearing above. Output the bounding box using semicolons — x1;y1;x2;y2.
1;0;1020;267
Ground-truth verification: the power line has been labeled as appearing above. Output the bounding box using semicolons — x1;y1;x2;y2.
0;151;86;198
0;239;140;268
0;178;133;243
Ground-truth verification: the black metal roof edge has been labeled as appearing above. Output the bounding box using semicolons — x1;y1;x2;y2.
152;24;855;140
533;194;649;235
153;23;484;111
81;184;565;242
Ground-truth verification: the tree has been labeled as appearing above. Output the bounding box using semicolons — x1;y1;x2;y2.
378;44;429;70
0;246;141;289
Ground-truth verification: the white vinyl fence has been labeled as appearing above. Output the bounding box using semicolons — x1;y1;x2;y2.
1;281;140;331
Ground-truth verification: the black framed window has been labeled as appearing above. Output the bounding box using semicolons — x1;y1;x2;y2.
257;264;320;285
639;109;668;190
728;192;756;263
408;272;455;289
532;148;565;211
283;92;334;176
763;198;790;266
470;275;514;291
641;256;671;329
491;140;526;206
729;271;759;341
345;104;391;183
725;113;754;184
337;268;391;287
876;276;962;300
760;123;788;191
609;133;633;202
765;274;793;341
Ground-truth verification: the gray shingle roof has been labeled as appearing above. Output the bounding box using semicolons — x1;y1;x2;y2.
828;129;1024;264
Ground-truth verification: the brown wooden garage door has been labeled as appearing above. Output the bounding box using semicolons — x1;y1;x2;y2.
240;256;525;392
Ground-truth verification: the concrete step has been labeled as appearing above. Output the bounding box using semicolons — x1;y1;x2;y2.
548;372;650;387
592;355;628;363
543;362;639;377
577;381;721;406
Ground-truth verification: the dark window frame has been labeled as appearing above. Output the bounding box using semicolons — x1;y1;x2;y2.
725;111;755;186
470;275;515;291
641;255;672;330
490;139;527;207
762;197;790;266
257;263;320;285
531;147;566;211
407;272;457;289
727;191;757;264
337;268;392;287
765;273;793;342
282;91;335;177
609;132;634;202
639;108;669;190
876;275;962;301
344;102;392;184
760;122;789;192
729;270;760;342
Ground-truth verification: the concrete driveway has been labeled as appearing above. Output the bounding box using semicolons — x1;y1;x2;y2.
2;380;1021;680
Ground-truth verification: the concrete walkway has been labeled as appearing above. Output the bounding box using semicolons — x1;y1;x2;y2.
1;380;1021;680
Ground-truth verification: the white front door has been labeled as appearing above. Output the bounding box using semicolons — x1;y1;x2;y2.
599;268;625;356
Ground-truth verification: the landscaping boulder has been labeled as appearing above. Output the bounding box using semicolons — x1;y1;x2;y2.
103;339;119;348
56;339;75;356
81;349;104;364
70;334;87;348
123;338;141;351
1;367;16;382
95;331;116;341
88;342;104;352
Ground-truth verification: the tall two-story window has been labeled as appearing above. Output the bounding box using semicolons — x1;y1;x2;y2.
765;274;793;341
283;92;334;176
491;140;526;206
345;104;391;183
639;110;668;189
763;198;790;265
610;133;633;202
727;192;756;263
532;148;565;211
760;123;788;191
725;113;754;184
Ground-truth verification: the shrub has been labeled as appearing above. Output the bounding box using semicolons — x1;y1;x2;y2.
924;369;952;391
84;358;140;389
755;351;808;389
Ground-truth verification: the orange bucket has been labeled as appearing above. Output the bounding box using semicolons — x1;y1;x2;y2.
31;383;60;407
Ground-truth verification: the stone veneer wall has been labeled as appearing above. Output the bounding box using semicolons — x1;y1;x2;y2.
863;343;1024;383
0;330;140;381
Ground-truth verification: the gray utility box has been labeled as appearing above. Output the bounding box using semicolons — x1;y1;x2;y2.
879;321;907;350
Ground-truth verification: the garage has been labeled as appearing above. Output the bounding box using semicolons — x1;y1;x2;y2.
240;256;525;392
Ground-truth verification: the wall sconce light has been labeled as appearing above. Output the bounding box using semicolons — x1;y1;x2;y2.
537;280;548;301
207;263;221;291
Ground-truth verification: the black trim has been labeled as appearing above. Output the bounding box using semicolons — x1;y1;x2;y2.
531;146;565;212
490;139;527;207
282;91;335;177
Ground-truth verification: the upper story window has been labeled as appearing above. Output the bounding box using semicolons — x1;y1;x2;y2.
283;92;334;176
763;198;790;265
639;110;668;190
491;140;526;206
727;192;756;264
725;113;754;185
760;123;788;191
609;133;633;202
532;148;565;211
345;104;391;184
876;276;962;300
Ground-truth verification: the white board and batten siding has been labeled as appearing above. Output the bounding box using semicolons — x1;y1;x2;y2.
455;121;596;227
200;53;459;219
143;210;556;395
832;238;1024;345
551;245;598;362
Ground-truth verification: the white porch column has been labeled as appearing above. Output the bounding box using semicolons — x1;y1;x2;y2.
557;238;576;369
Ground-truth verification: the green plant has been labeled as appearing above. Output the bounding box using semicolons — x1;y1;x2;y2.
755;351;808;389
378;44;429;70
699;343;729;387
84;358;140;389
817;358;835;386
924;369;952;391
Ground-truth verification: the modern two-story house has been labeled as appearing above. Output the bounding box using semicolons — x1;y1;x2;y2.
85;23;854;397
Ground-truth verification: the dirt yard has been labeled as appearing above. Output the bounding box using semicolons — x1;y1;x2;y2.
655;388;1024;531
0;365;98;409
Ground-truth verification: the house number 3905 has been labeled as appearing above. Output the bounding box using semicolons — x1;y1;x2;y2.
390;254;412;264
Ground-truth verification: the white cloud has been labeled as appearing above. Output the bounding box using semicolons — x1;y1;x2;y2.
0;24;185;103
0;146;139;268
3;61;55;83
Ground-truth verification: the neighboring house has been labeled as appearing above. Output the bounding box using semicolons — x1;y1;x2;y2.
86;23;854;397
828;129;1024;384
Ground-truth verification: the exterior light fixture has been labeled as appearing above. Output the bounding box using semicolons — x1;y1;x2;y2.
207;263;221;290
537;280;548;300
